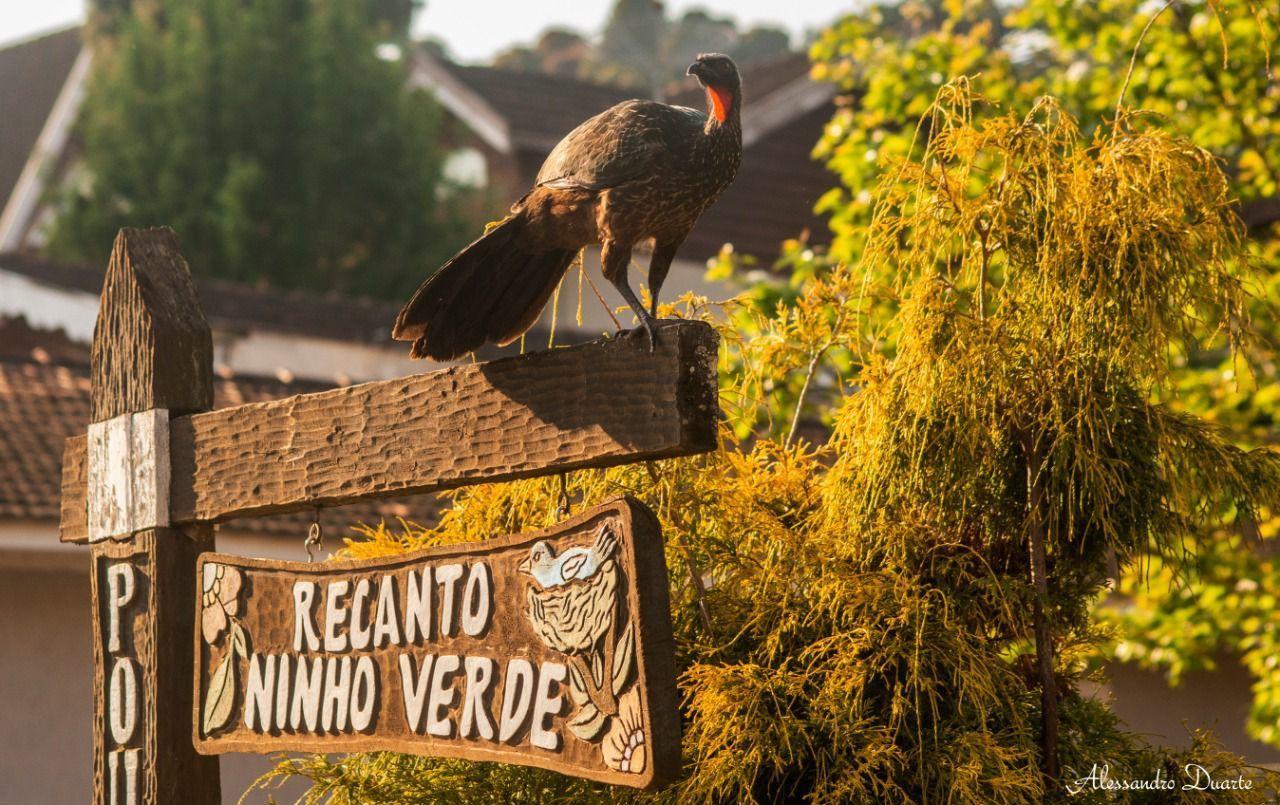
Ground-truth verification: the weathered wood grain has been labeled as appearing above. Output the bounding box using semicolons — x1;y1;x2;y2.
87;227;220;804
61;320;719;543
90;227;212;421
61;434;88;543
93;527;218;804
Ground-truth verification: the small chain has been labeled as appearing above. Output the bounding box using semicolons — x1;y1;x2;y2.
555;473;570;517
305;509;324;562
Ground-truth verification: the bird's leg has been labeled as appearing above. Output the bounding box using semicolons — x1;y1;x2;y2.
602;241;657;350
647;239;683;318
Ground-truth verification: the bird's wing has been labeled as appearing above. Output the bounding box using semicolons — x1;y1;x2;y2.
592;524;618;560
536;100;705;192
558;549;590;581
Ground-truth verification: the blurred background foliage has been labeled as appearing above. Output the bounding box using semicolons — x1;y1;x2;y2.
492;0;792;94
51;0;471;299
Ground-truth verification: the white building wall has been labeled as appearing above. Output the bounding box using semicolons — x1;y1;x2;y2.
0;524;317;803
0;270;100;342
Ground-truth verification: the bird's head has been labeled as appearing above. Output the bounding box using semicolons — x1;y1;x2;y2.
687;53;740;124
518;541;554;576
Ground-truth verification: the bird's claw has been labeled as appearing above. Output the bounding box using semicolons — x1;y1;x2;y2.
626;316;658;351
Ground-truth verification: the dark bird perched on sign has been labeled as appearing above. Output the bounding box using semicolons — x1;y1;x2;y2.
393;53;743;360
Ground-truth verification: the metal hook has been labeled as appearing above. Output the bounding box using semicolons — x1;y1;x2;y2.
556;472;571;520
305;508;323;562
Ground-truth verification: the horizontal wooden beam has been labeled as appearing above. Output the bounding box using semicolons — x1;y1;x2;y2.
61;320;719;543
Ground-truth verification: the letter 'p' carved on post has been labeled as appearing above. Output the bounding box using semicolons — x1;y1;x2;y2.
84;228;220;804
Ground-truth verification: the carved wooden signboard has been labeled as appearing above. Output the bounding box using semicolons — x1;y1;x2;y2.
67;228;718;801
193;497;680;789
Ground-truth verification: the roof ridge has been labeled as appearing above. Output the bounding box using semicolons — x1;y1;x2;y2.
438;57;643;94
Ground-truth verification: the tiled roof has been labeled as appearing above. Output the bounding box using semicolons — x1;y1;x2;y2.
0;356;441;535
0;27;82;215
1;252;574;352
439;61;639;149
684;103;835;262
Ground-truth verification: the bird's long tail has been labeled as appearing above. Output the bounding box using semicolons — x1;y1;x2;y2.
392;214;577;360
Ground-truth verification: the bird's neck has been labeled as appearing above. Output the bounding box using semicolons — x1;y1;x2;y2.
703;84;741;135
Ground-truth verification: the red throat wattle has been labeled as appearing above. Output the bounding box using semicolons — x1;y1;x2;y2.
707;85;732;123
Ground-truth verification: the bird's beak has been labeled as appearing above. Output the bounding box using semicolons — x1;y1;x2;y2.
687;62;703;79
517;556;531;575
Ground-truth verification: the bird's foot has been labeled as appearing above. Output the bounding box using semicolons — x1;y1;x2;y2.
625;315;659;351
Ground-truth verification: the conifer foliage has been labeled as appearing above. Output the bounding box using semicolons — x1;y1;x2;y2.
256;87;1280;803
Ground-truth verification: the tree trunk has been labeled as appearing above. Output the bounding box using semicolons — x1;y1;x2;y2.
1024;434;1059;786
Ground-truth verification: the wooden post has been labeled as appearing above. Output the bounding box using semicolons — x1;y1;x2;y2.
88;228;220;803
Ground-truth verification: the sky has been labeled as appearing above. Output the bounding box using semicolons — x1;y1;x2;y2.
0;0;858;58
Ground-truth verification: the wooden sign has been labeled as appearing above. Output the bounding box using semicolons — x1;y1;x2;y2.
68;228;717;800
192;497;680;789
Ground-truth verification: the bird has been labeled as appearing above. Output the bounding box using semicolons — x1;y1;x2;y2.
518;524;619;589
392;53;743;361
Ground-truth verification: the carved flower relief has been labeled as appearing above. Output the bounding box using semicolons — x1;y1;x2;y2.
200;563;248;736
201;562;242;644
601;688;646;775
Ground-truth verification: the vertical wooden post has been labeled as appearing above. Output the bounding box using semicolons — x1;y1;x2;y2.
89;228;219;803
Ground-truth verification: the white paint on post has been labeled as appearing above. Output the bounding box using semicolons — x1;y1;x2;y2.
105;562;135;653
87;409;170;541
108;657;139;744
107;747;140;805
102;553;143;802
